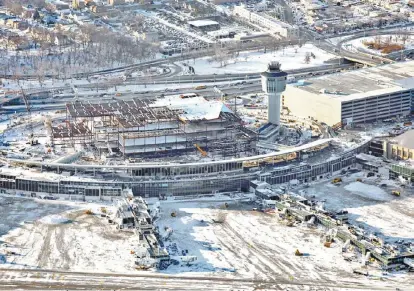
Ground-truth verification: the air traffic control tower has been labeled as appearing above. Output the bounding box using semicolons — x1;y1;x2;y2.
261;61;287;125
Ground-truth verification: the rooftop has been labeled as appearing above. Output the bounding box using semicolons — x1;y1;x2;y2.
391;130;414;149
187;19;219;27
289;61;414;102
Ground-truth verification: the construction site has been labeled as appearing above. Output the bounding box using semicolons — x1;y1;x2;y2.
51;95;256;158
253;180;414;272
1;169;413;290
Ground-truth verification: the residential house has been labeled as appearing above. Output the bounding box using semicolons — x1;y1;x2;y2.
0;13;15;26
133;30;159;42
6;19;29;30
46;0;71;10
108;0;126;5
72;0;86;9
90;5;109;13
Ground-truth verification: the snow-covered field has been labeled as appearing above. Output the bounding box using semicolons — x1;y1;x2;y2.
181;44;337;75
0;197;139;273
157;201;359;280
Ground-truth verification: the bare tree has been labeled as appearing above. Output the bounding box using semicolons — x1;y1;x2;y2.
304;52;311;64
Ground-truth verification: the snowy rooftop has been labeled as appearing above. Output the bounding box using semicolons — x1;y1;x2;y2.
390;129;414;149
355;153;384;165
291;61;414;102
188;19;219;27
150;96;232;121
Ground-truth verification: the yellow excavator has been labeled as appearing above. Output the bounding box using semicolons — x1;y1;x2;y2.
194;144;207;157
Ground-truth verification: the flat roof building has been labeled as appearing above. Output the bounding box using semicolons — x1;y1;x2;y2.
233;5;299;38
188;19;220;31
283;61;414;127
384;130;414;160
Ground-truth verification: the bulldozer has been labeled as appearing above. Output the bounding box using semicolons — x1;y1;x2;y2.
391;190;400;196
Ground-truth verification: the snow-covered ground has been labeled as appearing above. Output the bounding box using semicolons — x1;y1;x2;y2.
180;44;337;75
0;197;139;273
156;200;359;279
301;172;414;243
344;182;389;201
0;188;413;288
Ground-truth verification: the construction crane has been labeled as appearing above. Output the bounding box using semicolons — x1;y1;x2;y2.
21;90;38;146
194;144;207;157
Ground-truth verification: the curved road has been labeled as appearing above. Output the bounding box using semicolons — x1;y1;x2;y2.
315;29;414;65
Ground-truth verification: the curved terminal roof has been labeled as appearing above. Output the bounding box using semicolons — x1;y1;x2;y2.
5;139;333;169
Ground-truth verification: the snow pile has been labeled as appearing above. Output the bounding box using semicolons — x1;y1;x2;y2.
39;214;70;225
344;182;389;201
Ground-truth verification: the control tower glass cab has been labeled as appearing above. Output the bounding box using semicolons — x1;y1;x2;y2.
261;62;288;125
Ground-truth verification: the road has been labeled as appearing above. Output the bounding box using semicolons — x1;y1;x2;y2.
314;29;414;65
0;266;408;291
0;63;354;112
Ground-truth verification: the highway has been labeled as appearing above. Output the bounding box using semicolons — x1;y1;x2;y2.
0;63;354;112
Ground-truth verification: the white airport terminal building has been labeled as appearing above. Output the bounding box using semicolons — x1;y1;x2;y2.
283;61;414;127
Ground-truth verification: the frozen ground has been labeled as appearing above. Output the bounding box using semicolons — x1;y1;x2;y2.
153;198;412;288
0;197;139;273
0;188;413;289
180;44;337;75
157;201;358;278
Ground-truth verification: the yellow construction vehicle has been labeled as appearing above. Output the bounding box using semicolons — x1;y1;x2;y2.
356;178;363;182
242;160;259;168
332;177;342;184
391;190;400;196
295;249;303;256
178;116;187;124
194;144;207;157
324;242;332;248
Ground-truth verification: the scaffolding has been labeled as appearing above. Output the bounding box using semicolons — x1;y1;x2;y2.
52;97;257;158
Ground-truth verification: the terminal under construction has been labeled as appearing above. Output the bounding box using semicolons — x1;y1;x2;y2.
52;95;256;158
